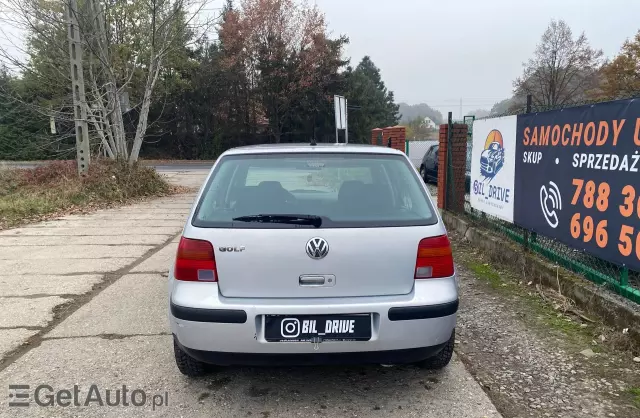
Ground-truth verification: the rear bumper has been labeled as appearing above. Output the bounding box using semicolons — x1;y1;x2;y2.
169;278;458;356
175;337;448;366
170;300;459;323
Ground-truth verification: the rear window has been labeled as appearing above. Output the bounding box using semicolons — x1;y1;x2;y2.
192;152;437;228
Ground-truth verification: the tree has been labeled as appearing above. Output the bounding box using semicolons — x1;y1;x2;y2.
598;30;640;99
344;57;399;142
466;109;490;119
0;0;398;159
514;20;603;107
219;0;344;143
0;68;56;159
398;103;443;125
0;0;213;164
404;116;437;140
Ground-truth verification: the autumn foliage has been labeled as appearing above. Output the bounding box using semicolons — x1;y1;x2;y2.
219;0;343;142
598;30;640;99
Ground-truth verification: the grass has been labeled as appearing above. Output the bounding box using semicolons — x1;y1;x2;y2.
0;159;174;229
628;387;640;408
462;252;595;341
467;262;504;290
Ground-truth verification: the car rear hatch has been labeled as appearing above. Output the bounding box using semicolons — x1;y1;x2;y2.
185;224;444;298
184;149;444;299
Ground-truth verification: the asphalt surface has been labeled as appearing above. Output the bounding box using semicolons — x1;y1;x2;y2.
0;168;499;417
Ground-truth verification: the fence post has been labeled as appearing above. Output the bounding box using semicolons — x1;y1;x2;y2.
446;112;454;211
620;266;629;287
405;140;409;156
523;94;534;249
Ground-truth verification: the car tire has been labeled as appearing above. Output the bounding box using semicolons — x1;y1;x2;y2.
174;337;210;377
415;329;455;370
419;166;427;182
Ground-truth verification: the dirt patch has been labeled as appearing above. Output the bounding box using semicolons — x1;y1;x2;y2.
451;231;640;418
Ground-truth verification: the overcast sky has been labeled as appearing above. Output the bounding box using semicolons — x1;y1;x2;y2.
2;0;638;120
315;0;640;119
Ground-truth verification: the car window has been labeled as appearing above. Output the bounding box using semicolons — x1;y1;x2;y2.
193;152;437;228
425;146;435;158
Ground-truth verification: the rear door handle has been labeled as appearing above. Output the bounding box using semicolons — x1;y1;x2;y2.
299;275;336;287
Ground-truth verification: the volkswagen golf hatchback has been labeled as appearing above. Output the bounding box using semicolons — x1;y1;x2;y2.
168;143;458;376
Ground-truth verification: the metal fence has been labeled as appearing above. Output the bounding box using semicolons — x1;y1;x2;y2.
405;140;438;169
456;94;640;305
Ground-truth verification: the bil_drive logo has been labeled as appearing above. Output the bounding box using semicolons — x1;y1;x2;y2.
480;129;505;181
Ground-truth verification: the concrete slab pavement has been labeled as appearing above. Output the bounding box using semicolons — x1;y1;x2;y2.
0;169;207;368
0;330;37;359
46;273;169;338
131;243;179;273
0;245;155;260
0;275;103;297
0;297;67;328
162;169;210;188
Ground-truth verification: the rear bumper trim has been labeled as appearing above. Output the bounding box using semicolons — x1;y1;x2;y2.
170;302;247;324
174;336;447;366
388;299;458;321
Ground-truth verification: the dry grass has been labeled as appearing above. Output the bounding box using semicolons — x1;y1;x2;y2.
0;160;176;229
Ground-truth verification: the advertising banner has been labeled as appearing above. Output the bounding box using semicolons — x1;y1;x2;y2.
470;115;517;222
513;99;640;271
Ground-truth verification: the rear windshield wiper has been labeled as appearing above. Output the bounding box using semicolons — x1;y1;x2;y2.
232;214;323;228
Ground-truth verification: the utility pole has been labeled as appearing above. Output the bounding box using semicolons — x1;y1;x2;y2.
67;0;91;175
459;98;462;120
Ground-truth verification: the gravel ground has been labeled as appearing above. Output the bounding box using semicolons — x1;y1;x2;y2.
451;232;640;418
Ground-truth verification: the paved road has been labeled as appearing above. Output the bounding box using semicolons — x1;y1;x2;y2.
0;169;494;417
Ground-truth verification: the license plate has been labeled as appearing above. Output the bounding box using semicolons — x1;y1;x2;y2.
264;314;372;342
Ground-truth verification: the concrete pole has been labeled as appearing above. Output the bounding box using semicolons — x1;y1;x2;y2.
67;0;91;174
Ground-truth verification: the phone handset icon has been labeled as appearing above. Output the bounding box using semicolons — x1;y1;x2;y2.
540;181;562;229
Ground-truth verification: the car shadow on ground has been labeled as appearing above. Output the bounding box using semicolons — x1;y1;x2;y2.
182;363;451;416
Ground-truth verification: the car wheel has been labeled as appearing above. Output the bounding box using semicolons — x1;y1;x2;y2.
415;329;455;370
419;166;427;182
173;337;211;377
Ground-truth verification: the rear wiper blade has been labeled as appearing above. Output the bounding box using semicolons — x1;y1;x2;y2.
232;214;322;227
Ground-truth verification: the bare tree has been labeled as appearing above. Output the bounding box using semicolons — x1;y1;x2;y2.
514;20;603;107
0;0;214;164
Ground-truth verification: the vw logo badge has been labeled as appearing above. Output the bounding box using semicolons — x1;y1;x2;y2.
306;237;329;260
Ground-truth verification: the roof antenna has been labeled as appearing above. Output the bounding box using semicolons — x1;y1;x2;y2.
310;136;317;146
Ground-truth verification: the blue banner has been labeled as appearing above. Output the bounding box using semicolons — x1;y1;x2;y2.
513;98;640;271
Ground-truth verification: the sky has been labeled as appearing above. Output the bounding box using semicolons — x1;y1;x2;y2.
2;0;638;120
314;0;640;119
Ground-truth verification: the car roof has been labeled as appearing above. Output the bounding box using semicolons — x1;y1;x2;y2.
222;143;406;156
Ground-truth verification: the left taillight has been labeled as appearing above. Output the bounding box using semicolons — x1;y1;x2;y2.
174;237;217;282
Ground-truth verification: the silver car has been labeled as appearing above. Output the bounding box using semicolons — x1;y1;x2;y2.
168;143;458;376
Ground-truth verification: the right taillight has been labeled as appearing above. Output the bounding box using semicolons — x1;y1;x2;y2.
415;235;454;279
174;237;217;282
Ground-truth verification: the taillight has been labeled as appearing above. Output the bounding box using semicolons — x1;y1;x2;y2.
415;235;454;279
174;237;217;281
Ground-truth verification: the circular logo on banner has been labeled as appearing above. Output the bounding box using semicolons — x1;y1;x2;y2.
480;130;505;180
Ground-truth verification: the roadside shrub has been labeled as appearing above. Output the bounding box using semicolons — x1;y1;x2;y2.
82;159;170;201
20;160;76;185
0;159;174;229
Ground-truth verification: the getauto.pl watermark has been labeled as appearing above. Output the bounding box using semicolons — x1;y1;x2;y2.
8;384;169;410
